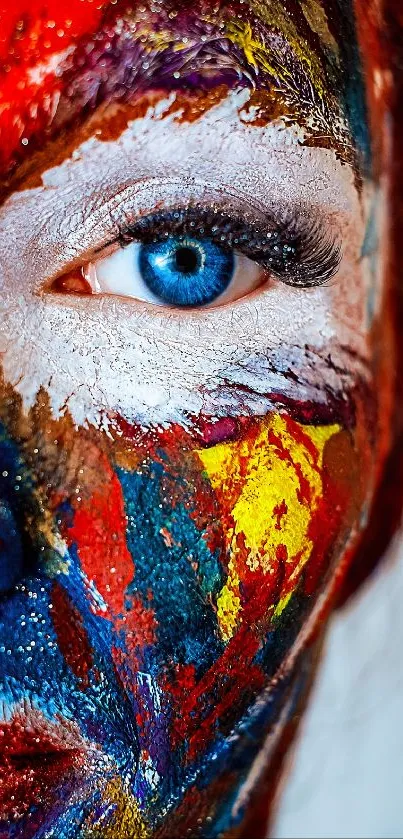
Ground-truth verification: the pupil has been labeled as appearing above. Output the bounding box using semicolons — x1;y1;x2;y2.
175;246;199;274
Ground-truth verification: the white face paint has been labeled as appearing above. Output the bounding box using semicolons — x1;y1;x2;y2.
0;89;376;428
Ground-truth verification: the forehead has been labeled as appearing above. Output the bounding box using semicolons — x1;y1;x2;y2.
0;0;367;188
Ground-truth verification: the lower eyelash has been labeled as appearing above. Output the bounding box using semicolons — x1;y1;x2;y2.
117;206;341;288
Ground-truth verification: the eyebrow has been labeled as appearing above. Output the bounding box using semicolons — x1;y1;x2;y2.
0;0;367;196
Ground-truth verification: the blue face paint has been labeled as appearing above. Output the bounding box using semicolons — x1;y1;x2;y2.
138;236;235;306
0;501;23;592
118;462;224;674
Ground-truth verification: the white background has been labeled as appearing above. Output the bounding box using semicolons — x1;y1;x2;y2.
272;533;403;838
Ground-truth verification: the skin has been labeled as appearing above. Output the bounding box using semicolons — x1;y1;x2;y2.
0;1;397;837
0;98;374;426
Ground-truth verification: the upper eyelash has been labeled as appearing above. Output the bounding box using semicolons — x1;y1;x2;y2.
115;206;342;288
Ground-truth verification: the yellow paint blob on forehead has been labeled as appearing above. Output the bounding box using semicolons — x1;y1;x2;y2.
227;0;329;99
197;414;340;641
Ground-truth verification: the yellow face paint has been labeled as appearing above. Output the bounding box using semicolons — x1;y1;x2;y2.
85;778;150;839
197;414;340;641
226;4;327;99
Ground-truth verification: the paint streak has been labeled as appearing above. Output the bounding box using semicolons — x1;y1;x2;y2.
197;414;339;640
0;709;87;822
85;777;150;838
50;580;94;689
65;453;134;617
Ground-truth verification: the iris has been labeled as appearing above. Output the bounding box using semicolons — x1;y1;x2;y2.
138;236;235;306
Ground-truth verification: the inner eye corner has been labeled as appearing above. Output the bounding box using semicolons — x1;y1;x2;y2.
49;268;93;297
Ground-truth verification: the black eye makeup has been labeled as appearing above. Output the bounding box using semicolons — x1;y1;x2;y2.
117;206;342;288
50;200;341;310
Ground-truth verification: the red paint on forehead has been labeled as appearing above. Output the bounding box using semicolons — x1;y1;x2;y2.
0;1;105;57
0;1;109;172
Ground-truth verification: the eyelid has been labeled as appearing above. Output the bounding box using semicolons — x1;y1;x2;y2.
114;207;341;288
38;178;267;291
38;177;341;293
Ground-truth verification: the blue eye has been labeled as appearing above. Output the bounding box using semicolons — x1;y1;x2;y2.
54;209;342;305
138;236;235;307
80;222;264;308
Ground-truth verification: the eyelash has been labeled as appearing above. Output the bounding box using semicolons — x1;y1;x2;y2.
113;205;342;289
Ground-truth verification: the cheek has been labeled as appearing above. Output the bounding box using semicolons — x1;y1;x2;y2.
0;384;378;831
197;415;367;637
49;413;368;740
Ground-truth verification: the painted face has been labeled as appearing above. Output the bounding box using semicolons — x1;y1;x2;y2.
0;1;396;837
